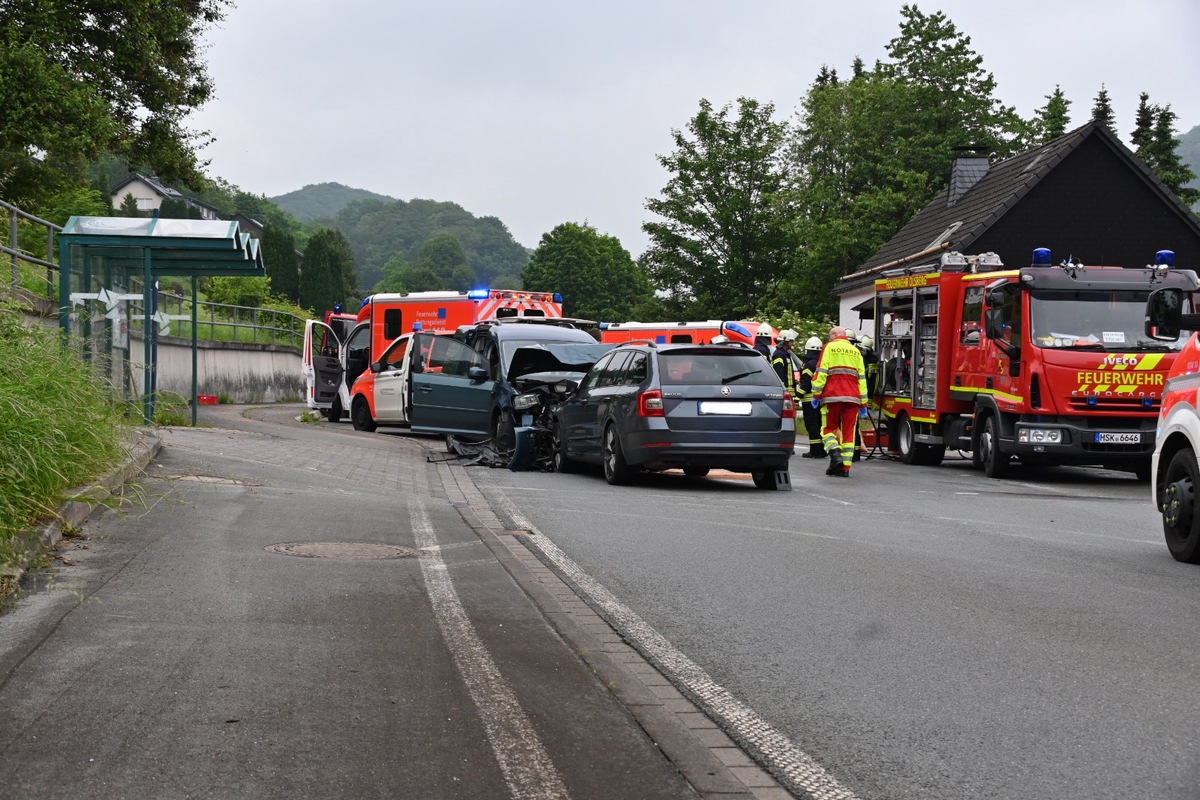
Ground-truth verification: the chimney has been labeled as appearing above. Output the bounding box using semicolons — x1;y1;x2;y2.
948;146;990;207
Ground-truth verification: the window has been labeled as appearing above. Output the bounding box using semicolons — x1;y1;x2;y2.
580;353;615;392
427;337;486;377
599;352;633;387
960;285;984;345
383;338;409;370
346;326;371;363
384;309;404;341
625;353;648;385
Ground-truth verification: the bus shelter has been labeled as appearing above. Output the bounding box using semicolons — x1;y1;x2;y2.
57;216;265;423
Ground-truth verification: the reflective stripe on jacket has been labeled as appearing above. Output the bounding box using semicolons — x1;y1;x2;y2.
812;338;867;405
770;347;796;395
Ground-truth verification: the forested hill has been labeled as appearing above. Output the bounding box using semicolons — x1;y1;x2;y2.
1181;124;1200;207
270;182;396;222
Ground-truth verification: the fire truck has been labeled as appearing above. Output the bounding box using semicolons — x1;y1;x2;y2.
302;288;564;421
598;320;775;347
872;248;1198;479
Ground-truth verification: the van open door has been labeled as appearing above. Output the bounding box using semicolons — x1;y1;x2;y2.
302;319;345;421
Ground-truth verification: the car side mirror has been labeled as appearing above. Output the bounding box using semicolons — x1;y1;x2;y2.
467;366;488;382
370;360;383;373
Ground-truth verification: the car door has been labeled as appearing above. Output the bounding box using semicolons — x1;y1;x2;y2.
556;351;617;460
408;333;494;436
301;320;342;410
372;334;412;423
573;351;634;459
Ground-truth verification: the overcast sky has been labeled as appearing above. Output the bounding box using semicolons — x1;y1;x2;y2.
191;1;1200;257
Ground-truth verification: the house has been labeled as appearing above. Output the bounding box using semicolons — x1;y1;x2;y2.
110;173;222;220
836;123;1200;337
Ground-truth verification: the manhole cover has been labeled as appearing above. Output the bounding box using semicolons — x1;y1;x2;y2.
265;542;421;560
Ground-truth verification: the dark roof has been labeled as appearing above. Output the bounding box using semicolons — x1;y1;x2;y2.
111;172;183;199
839;123;1200;292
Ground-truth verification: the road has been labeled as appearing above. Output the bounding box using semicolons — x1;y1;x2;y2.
466;436;1200;799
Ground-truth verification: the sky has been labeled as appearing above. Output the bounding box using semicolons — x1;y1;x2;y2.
190;1;1200;258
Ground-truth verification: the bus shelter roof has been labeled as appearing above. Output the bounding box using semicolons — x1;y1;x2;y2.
59;216;265;276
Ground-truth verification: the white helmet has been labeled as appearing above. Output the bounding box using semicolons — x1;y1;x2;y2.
805;336;823;351
711;335;730;344
756;322;773;336
779;329;799;343
859;335;874;350
844;327;857;341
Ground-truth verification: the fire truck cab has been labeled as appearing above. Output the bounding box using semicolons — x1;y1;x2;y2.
874;249;1196;479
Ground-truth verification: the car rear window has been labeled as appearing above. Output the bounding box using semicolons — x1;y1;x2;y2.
659;352;777;385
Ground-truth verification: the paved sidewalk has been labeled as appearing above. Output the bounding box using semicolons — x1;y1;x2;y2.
0;406;790;799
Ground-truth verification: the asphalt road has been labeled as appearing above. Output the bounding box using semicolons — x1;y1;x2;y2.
469;442;1200;800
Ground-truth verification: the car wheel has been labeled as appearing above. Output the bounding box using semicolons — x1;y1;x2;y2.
325;396;342;423
683;466;710;478
980;414;1009;478
1162;448;1200;563
351;397;377;432
752;470;777;490
492;410;516;456
602;424;637;486
552;420;582;473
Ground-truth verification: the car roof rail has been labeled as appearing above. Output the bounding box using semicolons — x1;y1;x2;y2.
623;339;658;348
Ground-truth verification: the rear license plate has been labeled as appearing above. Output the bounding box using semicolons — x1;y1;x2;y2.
1095;432;1141;444
698;401;752;415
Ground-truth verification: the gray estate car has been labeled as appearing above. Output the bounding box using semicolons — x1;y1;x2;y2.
551;342;796;488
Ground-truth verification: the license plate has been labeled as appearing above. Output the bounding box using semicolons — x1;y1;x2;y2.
698;401;752;415
1095;432;1141;444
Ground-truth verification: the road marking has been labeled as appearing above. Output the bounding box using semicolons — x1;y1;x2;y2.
408;498;570;800
487;491;861;800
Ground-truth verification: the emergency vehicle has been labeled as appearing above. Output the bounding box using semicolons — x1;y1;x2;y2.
1141;268;1200;562
302;288;564;421
599;320;775;347
872;248;1198;479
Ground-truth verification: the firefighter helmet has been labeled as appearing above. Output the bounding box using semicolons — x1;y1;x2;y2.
756;322;773;336
844;327;857;341
779;329;799;343
805;336;823;351
859;335;874;350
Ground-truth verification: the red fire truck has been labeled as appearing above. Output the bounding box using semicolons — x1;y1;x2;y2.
872;248;1198;479
303;288;564;421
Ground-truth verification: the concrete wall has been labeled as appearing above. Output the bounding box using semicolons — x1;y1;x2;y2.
127;333;303;403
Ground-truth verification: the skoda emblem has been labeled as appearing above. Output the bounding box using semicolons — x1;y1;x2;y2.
721;386;732;396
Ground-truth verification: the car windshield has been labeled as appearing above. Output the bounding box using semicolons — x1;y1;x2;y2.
659;351;777;385
1029;289;1187;351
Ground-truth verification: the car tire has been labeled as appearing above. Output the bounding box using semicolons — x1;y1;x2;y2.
683;466;710;478
325;396;342;423
1162;448;1200;563
351;396;377;432
752;470;784;490
602;423;637;486
492;410;516;456
980;414;1009;478
552;420;582;473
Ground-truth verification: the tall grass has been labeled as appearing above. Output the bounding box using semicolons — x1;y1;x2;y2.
0;303;128;579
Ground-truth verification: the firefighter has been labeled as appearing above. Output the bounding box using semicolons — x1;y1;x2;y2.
799;336;826;458
811;326;868;477
770;330;799;399
753;323;774;358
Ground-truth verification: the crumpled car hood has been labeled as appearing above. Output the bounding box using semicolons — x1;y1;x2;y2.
507;343;613;385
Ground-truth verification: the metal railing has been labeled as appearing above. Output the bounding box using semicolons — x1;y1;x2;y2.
2;198;60;298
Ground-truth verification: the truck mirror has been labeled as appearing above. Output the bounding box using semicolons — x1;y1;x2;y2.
984;308;1005;341
1145;288;1184;341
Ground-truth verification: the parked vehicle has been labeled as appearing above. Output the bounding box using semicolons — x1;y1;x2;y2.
873;248;1198;479
598;320;776;347
552;342;796;488
1141;267;1200;562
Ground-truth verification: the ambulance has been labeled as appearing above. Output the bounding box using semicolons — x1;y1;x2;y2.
302;288;564;421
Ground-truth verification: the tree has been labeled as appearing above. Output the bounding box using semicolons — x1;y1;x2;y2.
262;225;301;303
1131;92;1155;153
642;97;797;319
204;276;272;308
300;228;358;313
522;222;652;322
0;1;231;200
1144;105;1200;205
415;232;476;290
117;193;141;217
1032;86;1071;143
1091;85;1115;130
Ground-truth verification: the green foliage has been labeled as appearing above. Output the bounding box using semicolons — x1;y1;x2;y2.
204;276;273;308
523;222;651;322
300;228;358;312
1091;85;1116;130
0;304;126;576
118;193;141;217
0;1;230;200
271;182;397;222
415;232;476;290
642;97;798;319
262;225;301;303
1031;86;1071;144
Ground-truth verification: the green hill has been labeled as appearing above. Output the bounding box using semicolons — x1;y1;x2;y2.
270;182;396;222
1181;124;1200;208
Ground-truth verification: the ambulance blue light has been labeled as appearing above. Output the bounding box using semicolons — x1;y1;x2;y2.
1032;247;1052;266
599;322;611;330
553;293;563;303
1156;250;1176;267
360;297;371;308
468;288;490;300
333;302;343;313
413;322;423;332
724;322;751;337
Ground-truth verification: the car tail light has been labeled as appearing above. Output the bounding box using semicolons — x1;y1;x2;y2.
782;395;796;419
638;389;665;417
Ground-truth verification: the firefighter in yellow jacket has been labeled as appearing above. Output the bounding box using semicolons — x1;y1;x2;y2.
811;326;868;477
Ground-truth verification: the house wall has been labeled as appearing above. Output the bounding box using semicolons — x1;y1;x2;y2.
111;178;163;214
970;136;1200;269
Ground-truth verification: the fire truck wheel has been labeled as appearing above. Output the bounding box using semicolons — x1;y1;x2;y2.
325;397;342;423
1162;448;1200;563
351;397;377;432
897;414;918;465
552;421;583;473
980;414;1010;478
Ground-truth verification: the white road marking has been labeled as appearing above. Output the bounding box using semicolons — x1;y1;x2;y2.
486;490;861;800
408;498;570;800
